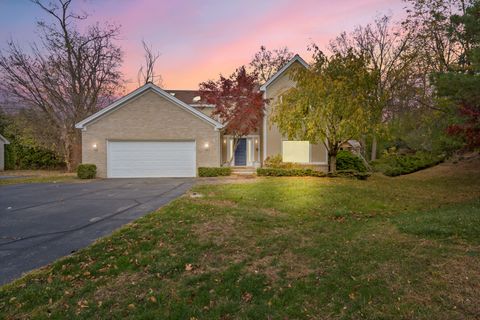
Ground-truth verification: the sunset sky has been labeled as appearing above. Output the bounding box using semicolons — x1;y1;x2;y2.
0;0;406;91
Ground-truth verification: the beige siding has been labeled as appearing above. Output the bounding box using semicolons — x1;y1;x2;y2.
81;89;220;178
264;61;328;165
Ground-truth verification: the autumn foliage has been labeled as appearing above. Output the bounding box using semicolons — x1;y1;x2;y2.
199;66;265;139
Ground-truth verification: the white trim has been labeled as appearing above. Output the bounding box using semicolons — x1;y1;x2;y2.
75;83;224;130
0;134;10;144
246;139;252;166
262;91;267;162
223;134;260;138
190;104;215;108
260;54;309;91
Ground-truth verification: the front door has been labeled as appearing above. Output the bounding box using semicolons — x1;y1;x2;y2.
234;138;247;166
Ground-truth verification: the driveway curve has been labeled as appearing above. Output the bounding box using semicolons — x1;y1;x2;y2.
0;178;193;285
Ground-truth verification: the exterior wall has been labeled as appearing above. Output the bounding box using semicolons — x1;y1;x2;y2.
0;142;5;171
81;90;221;178
263;61;328;166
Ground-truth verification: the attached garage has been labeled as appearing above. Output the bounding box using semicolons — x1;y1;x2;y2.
75;83;223;178
107;141;196;178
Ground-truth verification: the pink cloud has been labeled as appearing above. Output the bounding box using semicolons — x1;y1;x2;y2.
97;0;406;90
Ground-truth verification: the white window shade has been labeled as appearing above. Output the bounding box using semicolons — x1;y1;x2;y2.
282;141;310;163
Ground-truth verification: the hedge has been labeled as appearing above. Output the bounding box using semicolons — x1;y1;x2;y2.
77;164;97;179
336;150;367;172
333;169;371;180
256;168;326;177
5;141;65;170
198;167;232;177
372;152;444;177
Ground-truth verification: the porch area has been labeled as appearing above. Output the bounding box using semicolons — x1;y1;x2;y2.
222;135;261;167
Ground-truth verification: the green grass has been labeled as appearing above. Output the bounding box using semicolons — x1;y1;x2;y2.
1;160;479;319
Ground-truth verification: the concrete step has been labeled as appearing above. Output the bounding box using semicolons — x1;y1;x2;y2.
231;167;256;175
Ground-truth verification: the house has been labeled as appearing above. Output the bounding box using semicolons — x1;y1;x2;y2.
0;134;10;171
75;54;329;178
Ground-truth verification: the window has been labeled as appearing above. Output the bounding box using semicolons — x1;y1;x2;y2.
282;141;310;163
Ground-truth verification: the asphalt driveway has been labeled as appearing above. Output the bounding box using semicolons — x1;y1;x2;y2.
0;178;194;285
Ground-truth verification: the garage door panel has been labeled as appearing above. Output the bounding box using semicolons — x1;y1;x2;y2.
108;141;196;178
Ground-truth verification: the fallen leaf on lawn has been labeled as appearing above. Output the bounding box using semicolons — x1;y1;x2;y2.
149;296;157;303
185;263;193;271
242;292;253;303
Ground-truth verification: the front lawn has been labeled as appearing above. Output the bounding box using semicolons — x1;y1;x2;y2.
1;159;479;319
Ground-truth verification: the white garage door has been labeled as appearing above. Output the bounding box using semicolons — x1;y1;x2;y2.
107;141;196;178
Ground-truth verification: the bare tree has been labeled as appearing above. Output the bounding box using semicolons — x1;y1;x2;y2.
399;0;473;113
137;40;163;87
0;0;123;170
249;46;294;83
330;15;416;160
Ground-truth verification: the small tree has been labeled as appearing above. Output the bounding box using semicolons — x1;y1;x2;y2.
199;66;265;164
271;49;375;173
330;15;416;160
249;46;294;83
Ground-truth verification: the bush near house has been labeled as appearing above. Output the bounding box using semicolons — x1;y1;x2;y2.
257;168;326;177
336;150;367;172
77;164;97;179
332;169;371;180
198;167;232;177
5;141;65;170
263;154;298;169
372;151;444;177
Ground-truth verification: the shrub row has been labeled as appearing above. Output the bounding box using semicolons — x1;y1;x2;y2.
256;168;326;177
263;155;299;169
336;150;367;172
198;167;232;177
77;164;96;179
332;169;371;180
5;141;65;170
372;152;444;177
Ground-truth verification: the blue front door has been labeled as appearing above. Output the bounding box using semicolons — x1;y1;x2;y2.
234;138;247;166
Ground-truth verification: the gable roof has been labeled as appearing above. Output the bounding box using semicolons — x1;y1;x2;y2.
75;83;223;130
165;90;213;107
259;54;309;91
0;134;9;144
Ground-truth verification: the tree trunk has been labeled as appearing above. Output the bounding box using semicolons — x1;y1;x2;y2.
329;153;337;174
371;135;378;161
63;130;82;172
